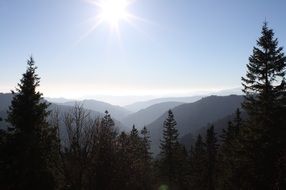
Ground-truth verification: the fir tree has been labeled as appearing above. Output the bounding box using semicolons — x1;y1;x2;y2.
0;129;8;189
220;109;242;145
95;110;117;190
130;124;139;137
128;125;144;189
206;125;218;190
141;126;152;166
140;126;153;190
5;57;58;190
114;132;131;189
240;22;286;189
242;22;286;119
218;109;243;190
159;110;181;189
190;135;207;190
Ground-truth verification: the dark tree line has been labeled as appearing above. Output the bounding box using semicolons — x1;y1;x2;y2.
0;22;286;189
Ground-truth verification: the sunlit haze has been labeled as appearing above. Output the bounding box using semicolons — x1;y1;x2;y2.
1;0;286;105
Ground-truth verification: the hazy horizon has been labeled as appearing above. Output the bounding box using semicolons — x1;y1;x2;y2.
44;86;243;106
1;0;286;103
1;86;242;106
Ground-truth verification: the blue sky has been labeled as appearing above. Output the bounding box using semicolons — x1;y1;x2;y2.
1;0;286;104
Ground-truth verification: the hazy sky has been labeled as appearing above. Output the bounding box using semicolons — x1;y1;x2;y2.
1;0;286;102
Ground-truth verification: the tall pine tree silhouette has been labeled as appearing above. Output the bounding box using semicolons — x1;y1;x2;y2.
206;125;218;190
6;57;57;190
140;126;153;190
242;22;286;120
218;109;243;189
159;109;181;189
240;22;286;189
190;134;207;190
95;110;117;190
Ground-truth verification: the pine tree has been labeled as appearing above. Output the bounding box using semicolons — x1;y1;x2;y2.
206;125;218;190
0;129;8;189
190;135;207;190
130;124;139;137
240;22;286;189
140;126;153;190
141;126;152;167
242;22;286;119
218;109;243;190
220;109;242;145
114;126;152;190
5;57;58;190
95;110;117;190
114;132;132;189
159;109;181;189
128;125;144;189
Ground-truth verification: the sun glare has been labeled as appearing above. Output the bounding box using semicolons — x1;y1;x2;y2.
77;0;143;44
99;0;129;27
90;0;134;30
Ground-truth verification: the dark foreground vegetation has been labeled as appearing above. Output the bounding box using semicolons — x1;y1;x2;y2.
0;22;286;190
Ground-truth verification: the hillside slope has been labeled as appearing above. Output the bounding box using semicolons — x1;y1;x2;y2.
147;95;244;154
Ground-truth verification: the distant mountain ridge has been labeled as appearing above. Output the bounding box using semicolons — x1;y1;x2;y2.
0;93;127;131
146;95;244;154
123;88;243;112
180;110;248;151
0;93;13;111
1;93;245;153
59;99;132;121
121;101;184;128
124;96;203;112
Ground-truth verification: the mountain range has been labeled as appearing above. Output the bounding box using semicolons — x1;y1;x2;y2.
121;101;184;128
124;96;203;112
0;93;245;155
146;95;244;153
59;100;131;121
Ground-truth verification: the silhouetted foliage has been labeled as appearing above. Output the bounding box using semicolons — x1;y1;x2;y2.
189;134;207;190
217;109;243;189
157;110;189;189
238;22;286;189
3;57;59;190
206;125;218;190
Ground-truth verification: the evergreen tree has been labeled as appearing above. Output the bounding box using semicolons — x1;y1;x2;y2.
114;126;152;190
0;129;8;189
5;57;58;190
206;125;218;190
94;110;117;190
140;126;153;190
189;135;207;190
141;126;152;163
218;109;243;190
130;124;139;137
128;125;144;189
242;22;286;119
159;110;181;189
114;131;132;189
240;22;286;189
220;109;242;146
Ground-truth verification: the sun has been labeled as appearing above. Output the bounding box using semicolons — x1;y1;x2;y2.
92;0;133;30
99;0;129;27
77;0;142;43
